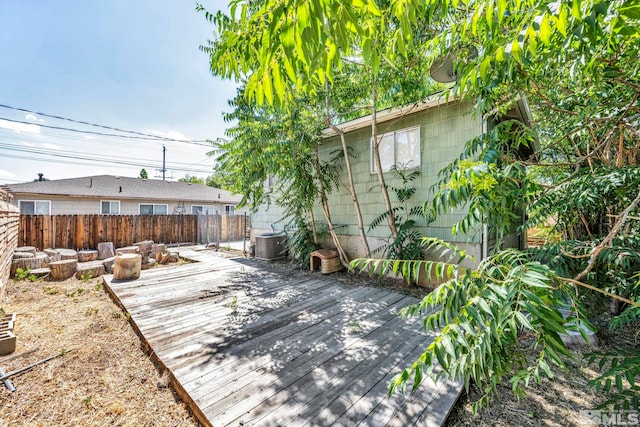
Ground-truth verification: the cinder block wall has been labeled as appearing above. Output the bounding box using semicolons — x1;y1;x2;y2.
0;189;19;301
317;100;483;258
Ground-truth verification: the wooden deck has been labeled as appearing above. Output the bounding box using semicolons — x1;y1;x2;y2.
102;247;462;426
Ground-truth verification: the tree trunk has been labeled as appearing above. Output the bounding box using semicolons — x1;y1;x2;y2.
325;79;371;255
314;146;350;267
309;209;318;245
370;85;398;240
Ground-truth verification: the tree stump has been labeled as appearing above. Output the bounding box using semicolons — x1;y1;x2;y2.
97;242;115;260
151;243;166;259
77;250;99;262
113;254;142;281
15;246;36;256
30;268;51;278
11;254;49;277
135;240;154;256
49;260;78;281
141;257;156;270
12;252;35;259
75;262;105;280
44;249;61;262
115;246;139;256
102;257;115;274
56;249;78;261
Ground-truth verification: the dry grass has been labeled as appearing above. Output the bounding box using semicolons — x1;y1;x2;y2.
0;275;198;426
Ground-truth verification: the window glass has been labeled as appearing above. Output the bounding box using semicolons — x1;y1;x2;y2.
192;205;203;215
371;126;421;172
154;205;168;215
395;128;421;169
20;201;50;214
20;201;35;214
225;205;235;214
110;201;119;214
101;201;110;214
139;204;153;215
35;201;50;214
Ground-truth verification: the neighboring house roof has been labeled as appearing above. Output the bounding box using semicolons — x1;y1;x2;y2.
5;175;241;204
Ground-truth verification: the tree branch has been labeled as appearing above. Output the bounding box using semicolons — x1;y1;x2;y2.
573;186;640;282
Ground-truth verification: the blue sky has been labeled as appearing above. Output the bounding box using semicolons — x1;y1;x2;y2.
0;0;237;183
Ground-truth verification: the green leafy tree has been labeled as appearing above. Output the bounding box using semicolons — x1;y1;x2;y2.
203;0;640;410
139;168;148;179
178;174;204;185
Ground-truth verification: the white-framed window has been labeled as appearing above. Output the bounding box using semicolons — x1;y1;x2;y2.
371;125;421;173
139;204;168;215
225;205;235;214
19;200;51;215
100;200;120;215
191;205;216;215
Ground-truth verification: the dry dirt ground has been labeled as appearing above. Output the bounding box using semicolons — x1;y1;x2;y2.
0;257;636;426
0;274;198;426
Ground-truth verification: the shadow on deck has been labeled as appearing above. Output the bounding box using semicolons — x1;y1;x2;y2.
102;247;462;426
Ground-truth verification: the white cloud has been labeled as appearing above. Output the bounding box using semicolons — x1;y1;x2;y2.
25;113;45;123
0;119;41;134
144;129;189;141
41;142;61;150
0;168;15;178
84;135;97;140
166;131;188;141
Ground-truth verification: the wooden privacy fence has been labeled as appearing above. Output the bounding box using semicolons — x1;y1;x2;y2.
19;214;199;250
1;189;19;300
197;213;250;244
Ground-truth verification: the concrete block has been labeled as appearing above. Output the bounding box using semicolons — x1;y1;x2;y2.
0;331;16;355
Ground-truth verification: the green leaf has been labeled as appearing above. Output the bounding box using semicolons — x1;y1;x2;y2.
539;14;551;45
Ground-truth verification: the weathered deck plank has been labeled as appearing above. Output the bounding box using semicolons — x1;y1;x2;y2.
103;247;461;427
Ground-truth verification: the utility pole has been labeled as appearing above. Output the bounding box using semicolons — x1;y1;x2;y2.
162;145;166;181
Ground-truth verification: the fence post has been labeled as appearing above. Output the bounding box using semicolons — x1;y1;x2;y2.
243;212;247;255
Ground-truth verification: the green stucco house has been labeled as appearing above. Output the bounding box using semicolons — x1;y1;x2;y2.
252;95;533;262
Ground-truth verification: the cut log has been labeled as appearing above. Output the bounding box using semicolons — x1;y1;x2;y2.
134;240;154;257
102;257;115;274
159;253;179;264
77;250;98;263
151;243;166;257
12;252;35;259
49;260;78;281
30;268;51;278
115;246;139;256
113;254;142;281
55;249;78;261
141;258;156;270
44;249;61;262
11;254;50;277
15;246;36;256
75;262;105;280
97;242;115;260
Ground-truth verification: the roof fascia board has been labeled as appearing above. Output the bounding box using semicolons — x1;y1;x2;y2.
321;94;458;138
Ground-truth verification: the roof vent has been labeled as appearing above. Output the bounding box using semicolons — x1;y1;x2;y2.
119;186;122;193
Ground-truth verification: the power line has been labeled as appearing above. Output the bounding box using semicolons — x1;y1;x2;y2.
0;141;210;167
0;152;214;174
0;144;214;174
0;117;214;147
0;103;214;145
